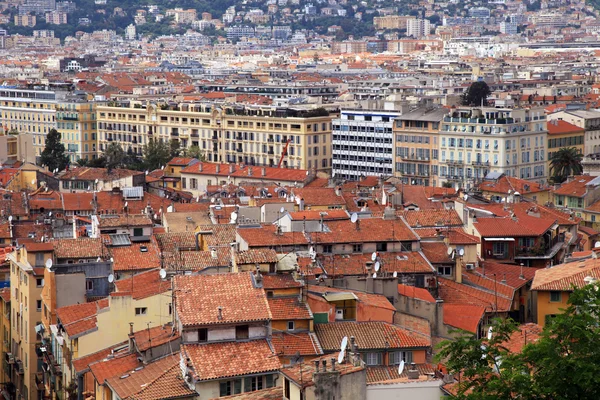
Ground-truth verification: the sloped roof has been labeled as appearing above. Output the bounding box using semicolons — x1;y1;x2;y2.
271;332;323;357
443;304;485;333
531;258;600;291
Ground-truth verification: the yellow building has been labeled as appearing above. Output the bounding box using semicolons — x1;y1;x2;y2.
55;101;98;163
7;244;51;400
546;119;584;176
393;107;446;187
373;15;414;30
0;288;10;386
96;103;334;172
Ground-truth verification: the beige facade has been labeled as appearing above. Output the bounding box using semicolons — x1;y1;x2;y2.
56;101;98;163
373;15;414;30
97;103;334;171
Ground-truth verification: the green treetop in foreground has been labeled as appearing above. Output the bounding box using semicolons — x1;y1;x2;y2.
437;284;600;400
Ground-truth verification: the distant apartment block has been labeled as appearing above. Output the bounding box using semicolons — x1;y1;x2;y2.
18;0;55;15
226;25;255;40
14;14;36;27
332;40;368;54
33;29;55;38
165;8;197;24
406;18;431;38
45;11;68;25
373;15;414;30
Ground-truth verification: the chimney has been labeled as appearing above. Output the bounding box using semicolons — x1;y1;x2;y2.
261;167;266;177
314;360;320;371
229;164;235;174
501;273;507;284
407;362;419;379
330;358;336;371
216;164;221;173
129;322;134;335
248;167;253;176
198;162;203;172
210;247;217;259
455;258;463;284
254;265;263;286
321;359;327;372
217;306;223;320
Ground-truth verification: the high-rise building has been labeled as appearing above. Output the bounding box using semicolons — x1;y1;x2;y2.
332;109;397;181
406;18;431;38
96;103;334;171
55;101;98;163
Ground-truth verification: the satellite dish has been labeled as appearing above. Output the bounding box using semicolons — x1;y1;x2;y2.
350;213;358;223
458;248;465;256
341;336;348;351
372;272;377;278
398;360;405;375
309;246;315;255
161;165;165;170
393;271;398;278
159;269;167;279
595;241;600;248
487;326;493;340
447;247;453;256
463;194;468;201
196;196;200;202
48;212;52;217
306;171;309;176
96;257;101;262
8;216;12;222
337;349;345;364
108;274;114;283
87;186;91;191
110;257;114;263
501;197;506;203
95;178;99;184
45;259;52;270
371;252;377;262
210;198;215;203
154;214;158;219
593;252;598;259
280;206;285;213
374;261;380;272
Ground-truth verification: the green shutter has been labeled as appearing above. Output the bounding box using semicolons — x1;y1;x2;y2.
313;312;328;324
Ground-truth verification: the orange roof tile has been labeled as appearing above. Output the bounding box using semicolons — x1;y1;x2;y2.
398;284;435;303
237;225;310;248
271;332;323;357
214;386;282;400
174;272;271;327
181;162;310;183
308;285;396;312
53;237;104;259
130;324;180;352
262;274;303;289
473;215;555;238
547;120;584;135
366;364;436;384
235;249;278;265
309;217;418;245
114;269;171;300
320;251;434;276
553;175;595;197
402;209;462;227
267;297;312;320
110;240;161;272
72;342;128;373
182;340;281;381
502;323;542;353
531;257;600;291
479;174;548;195
281;352;363;388
443;304;485;333
288;210;349;221
438;277;512;312
90;354;142;385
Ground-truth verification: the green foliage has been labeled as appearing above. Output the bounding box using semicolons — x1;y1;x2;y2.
104;142;126;172
442;181;454;188
170;139;182;158
40;129;69;173
143;138;171;171
76;158;88;167
437;285;600;400
461;81;492;107
183;145;206;161
550;147;583;183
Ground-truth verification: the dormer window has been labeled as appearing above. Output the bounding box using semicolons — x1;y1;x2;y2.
198;328;207;342
287;321;295;331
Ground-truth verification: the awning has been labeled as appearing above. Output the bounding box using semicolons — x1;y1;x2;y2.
485;238;515;241
323;292;358;302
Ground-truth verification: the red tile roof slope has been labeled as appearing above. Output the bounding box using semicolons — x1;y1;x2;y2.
271;332;323;357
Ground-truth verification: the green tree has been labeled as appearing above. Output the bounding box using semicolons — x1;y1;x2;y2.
183;145;206;161
437;284;600;400
170;139;182;158
104;142;126;172
550;147;583;183
76;158;88;167
461;81;492;106
442;181;454;188
40;129;69;173
143;138;171;171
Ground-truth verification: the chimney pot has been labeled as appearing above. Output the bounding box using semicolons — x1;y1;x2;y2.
321;359;327;372
261;167;266;176
217;306;223;320
216;164;221;173
198;163;203;172
330;358;336;371
229;164;234;174
314;360;320;371
129;322;134;335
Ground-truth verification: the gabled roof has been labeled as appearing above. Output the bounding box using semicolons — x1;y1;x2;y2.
182;340;281;381
531;258;600;291
309;217;418;245
267;297;312;320
473;215;555;238
130;324;180;352
547;120;584;135
90;353;142;385
110;239;161;272
56;298;109;338
553;175;595;197
291;187;346;207
315;321;430;351
52;237;104;259
502;323;542;353
271;332;323;357
114;269;171;300
320;252;434;276
237;224;310;248
443;304;485;333
437;277;512;312
398;284;436;303
479;174;548;195
262;274;303;289
281;352;364;388
307;285;396;312
174;272;271;327
180;162;310;183
402;209;463;227
59;167;143;181
99;214;152;229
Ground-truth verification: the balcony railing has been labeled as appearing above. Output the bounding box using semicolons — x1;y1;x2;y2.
472;160;490;166
515;234;563;259
445;159;464;165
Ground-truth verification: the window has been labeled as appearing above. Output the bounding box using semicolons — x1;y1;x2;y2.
198;328;207;342
36;278;43;288
35;253;44;267
365;352;382;366
550;291;562;302
389;351;413;365
244;376;263;392
133;228;143;237
86;280;93;291
322;245;333;254
287;321;295;331
284;378;290;399
376;242;388;252
266;291;274;298
135;307;147;316
236;325;249;339
437;266;452;276
352;244;362;253
220;379;242;396
36;300;42;311
266;374;275;388
493;242;506;256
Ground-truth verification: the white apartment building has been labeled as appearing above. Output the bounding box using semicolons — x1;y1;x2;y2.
438;107;548;189
332;109;397;181
406;18;431;38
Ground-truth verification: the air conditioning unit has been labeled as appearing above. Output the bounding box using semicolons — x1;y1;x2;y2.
335;309;344;320
43;219;51;225
466;263;475;270
7;353;14;364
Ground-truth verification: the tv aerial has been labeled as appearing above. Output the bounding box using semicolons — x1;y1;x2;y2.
108;273;115;283
45;259;52;271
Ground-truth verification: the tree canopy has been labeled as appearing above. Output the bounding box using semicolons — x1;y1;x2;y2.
104;142;126;172
549;147;583;183
143;138;171;171
437;284;600;400
40;129;69;173
461;81;492;107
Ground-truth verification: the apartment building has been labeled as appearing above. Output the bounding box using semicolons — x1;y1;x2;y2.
546;120;584;175
373;15;413;30
393;107;446;187
8;244;51;400
96;103;333;171
406;18;431;38
438;107;548;189
332;109;397;181
55;101;98;162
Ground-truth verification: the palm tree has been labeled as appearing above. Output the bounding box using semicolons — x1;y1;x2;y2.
550;147;583;183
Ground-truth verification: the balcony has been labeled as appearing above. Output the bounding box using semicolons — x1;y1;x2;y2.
445;159;464;166
515;234;564;260
401;155;430;162
442;175;464;182
236;136;243;141
443;116;515;125
267;138;274;143
236;148;243;152
211;135;218;141
268;150;275;155
472;160;490;167
171;130;179;137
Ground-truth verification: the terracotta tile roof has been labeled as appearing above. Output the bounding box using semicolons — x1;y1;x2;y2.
61;192;94;211
501;323;542;353
531;258;600;291
471;261;538;290
29;189;63;211
162;248;230;271
262;274;303;289
315;321;430;351
267;297;312;320
309;217;418;245
13;223;51;242
181;162;310;183
130;324;180;352
99;214;153;229
443;304;485;333
59;167;143;181
197;224;237;247
23;242;53;252
308;285;396;312
397;284;435;303
114;269;171;300
420;242;452;264
473;215;555;238
281;352;364;388
547;120;584;135
154;232;197;252
182;340;281;381
126;359;197;400
90;354;142;385
236;249;278;265
402;209;462;227
53;237;104;259
366;364;436;384
462;272;515;299
174;272;271;327
271;332;323;357
167;157;196;166
291;188;346;207
56;299;109;338
110;240;161;272
447;229;480;245
213;386;282;400
72;342;128;373
288;210;349;221
579;226;599;236
319;252;434;276
95;191;172;215
237;225;310;248
553;175;595;197
437;277;512;312
479;175;548;195
398;185;457;210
